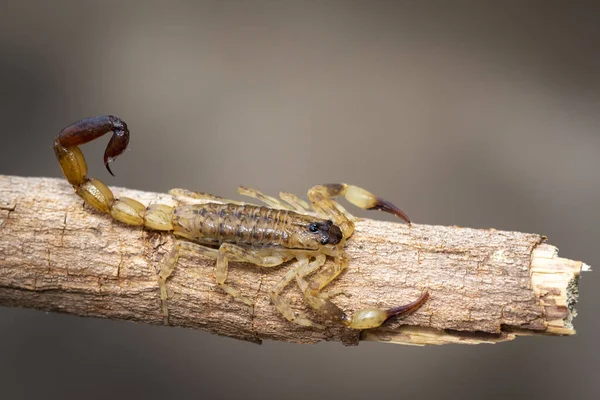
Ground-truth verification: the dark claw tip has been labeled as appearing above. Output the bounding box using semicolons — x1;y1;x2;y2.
386;291;429;319
369;198;411;224
104;157;117;177
103;123;130;178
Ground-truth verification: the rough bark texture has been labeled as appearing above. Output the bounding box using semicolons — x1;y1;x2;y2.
0;175;587;345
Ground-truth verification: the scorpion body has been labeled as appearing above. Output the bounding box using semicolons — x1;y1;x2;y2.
172;203;342;250
54;115;428;330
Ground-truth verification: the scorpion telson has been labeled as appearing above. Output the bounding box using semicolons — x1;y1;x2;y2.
54;115;428;330
54;115;130;178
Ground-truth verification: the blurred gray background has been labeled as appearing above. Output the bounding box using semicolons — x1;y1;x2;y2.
1;1;598;399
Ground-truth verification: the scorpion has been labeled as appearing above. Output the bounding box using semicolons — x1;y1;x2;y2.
53;115;428;330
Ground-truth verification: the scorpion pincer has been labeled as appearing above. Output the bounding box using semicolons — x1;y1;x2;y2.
54;115;428;330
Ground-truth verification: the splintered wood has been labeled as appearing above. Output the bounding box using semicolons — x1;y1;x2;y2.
0;175;588;345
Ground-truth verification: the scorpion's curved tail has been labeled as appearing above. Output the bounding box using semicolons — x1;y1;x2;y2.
53;115;175;232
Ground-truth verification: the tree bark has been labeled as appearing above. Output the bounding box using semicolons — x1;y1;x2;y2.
0;175;588;345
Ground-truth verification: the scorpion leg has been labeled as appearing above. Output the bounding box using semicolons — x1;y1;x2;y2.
179;240;219;258
296;254;349;302
157;240;222;325
297;255;428;329
166;241;296;317
216;243;291;308
157;244;181;325
169;188;244;206
278;192;317;215
308;183;411;238
269;254;326;329
279;190;349;220
238;186;291;210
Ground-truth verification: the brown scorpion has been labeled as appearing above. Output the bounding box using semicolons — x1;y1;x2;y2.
54;115;428;330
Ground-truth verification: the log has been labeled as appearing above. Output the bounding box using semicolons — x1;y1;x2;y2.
0;175;589;345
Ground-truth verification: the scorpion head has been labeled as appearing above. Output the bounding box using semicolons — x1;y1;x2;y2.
290;219;345;250
308;220;343;246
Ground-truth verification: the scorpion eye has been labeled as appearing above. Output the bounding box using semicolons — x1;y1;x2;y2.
321;236;329;245
308;222;319;233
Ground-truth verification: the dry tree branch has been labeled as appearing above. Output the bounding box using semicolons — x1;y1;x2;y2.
0;175;589;345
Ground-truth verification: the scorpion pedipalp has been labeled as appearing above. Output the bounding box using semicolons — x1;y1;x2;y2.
296;253;428;330
343;290;429;329
385;290;430;320
307;183;411;239
367;197;411;224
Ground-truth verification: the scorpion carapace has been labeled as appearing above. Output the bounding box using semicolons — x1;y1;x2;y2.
54;115;428;330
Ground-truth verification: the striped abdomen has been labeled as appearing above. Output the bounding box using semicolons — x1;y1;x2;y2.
172;203;308;247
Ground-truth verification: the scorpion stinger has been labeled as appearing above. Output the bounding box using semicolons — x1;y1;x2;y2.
54;115;428;330
54;115;129;179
